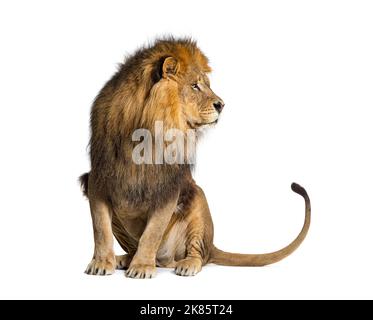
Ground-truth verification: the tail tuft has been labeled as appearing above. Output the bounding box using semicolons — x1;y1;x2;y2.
291;182;309;201
79;173;89;197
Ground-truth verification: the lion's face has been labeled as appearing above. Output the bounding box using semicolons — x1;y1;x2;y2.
159;55;224;130
179;69;224;129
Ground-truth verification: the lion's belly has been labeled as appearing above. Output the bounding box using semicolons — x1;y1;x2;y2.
156;219;188;267
112;208;188;267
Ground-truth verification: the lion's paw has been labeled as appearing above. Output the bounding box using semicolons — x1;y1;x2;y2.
175;258;202;277
126;264;156;279
85;257;115;276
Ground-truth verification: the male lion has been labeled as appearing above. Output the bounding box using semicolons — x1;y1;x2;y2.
80;38;311;278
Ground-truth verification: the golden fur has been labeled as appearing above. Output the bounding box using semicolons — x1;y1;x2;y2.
80;38;311;278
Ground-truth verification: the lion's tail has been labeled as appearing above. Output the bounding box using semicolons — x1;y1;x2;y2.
79;172;89;197
209;183;311;266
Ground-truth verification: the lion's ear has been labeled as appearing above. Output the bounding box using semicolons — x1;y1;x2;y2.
162;57;179;77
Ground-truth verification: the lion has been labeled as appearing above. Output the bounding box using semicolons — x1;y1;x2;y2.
80;37;311;278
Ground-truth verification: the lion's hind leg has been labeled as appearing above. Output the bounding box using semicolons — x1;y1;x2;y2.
174;227;206;276
174;194;212;276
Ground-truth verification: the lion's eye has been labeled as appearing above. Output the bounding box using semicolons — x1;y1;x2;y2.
191;83;200;91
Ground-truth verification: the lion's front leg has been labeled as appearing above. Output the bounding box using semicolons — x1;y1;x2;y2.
126;196;178;279
85;198;115;276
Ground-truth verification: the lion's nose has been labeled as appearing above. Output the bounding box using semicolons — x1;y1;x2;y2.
213;100;225;113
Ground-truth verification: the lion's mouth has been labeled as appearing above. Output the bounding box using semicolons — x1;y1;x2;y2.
187;119;218;129
199;119;219;128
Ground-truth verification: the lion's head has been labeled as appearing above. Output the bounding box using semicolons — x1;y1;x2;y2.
92;38;224;139
137;38;224;132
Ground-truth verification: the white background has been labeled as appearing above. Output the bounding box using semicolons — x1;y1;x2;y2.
0;0;372;300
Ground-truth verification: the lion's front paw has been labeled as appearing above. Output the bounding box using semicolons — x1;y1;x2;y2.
175;258;202;277
126;264;156;279
85;257;115;276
